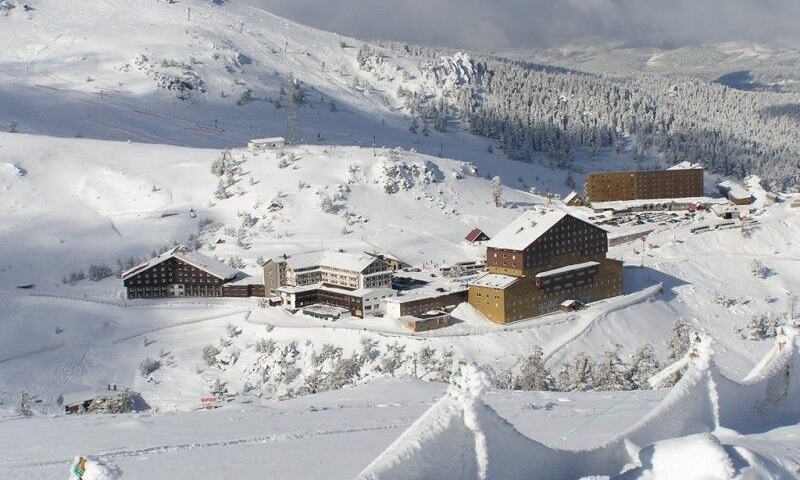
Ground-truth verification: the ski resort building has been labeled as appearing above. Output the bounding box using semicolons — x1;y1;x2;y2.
717;180;753;205
399;310;451;332
563;191;587;207
584;163;703;203
468;210;623;323
384;289;469;318
264;250;395;318
247;136;285;151
464;228;490;244
122;246;240;299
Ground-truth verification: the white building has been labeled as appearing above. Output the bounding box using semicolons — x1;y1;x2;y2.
248;136;286;151
264;250;392;294
265;250;396;318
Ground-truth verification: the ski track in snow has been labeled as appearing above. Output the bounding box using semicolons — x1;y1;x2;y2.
2;422;406;470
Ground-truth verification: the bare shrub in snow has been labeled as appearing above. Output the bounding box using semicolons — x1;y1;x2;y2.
750;260;772;278
139;356;161;377
16;390;33;417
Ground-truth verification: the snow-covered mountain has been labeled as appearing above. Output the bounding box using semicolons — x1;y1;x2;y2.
1;1;800;478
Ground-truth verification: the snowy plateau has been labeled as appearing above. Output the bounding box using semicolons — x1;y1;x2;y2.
0;1;799;479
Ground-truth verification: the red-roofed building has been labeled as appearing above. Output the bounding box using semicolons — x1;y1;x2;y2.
464;228;490;244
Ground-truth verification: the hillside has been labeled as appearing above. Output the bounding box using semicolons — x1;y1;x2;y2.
0;131;798;416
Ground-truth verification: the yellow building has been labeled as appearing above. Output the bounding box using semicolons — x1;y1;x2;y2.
468;210;623;324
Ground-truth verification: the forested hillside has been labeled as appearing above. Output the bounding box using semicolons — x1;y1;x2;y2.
368;42;800;190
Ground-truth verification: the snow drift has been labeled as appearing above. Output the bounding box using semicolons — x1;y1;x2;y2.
357;329;800;480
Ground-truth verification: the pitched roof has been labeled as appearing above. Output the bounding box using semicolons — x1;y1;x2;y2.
485;210;567;251
563;191;583;204
667;161;703;170
121;246;239;281
464;228;488;243
281;250;383;273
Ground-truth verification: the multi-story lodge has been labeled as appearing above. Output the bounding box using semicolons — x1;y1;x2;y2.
263;250;395;318
122;246;240;299
584;163;703;203
468;210;623;323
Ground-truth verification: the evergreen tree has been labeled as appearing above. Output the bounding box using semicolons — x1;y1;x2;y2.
490;176;503;207
555;361;572;391
514;346;553;391
666;318;691;362
627;344;661;389
593;345;632;391
570;351;595;391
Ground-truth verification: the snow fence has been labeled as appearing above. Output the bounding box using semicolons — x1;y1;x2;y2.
357;329;800;480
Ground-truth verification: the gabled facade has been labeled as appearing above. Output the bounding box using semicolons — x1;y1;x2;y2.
468;210;623;323
122;246;239;299
464;228;490;244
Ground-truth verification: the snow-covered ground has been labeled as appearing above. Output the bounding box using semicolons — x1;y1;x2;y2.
1;0;799;477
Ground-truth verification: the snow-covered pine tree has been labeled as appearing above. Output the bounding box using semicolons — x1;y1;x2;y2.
666;318;691;362
570;351;595;391
627;344;661;389
490;176;503;207
514;346;554;391
555;361;572;391
593;346;632;391
738;313;780;340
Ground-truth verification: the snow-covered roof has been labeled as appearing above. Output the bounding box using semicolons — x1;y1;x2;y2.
563;191;581;203
280;250;384;273
560;299;582;307
121;246;239;281
470;273;519;289
228;271;264;286
62;389;124;406
535;261;599;279
464;228;487;243
386;287;469;304
248;136;285;144
667;161;703;170
718;181;751;201
278;282;394;298
485;210;566;251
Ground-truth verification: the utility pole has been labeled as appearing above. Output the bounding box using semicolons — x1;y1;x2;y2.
187;6;191;20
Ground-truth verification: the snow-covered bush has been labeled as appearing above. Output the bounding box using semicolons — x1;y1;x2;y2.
202;344;221;366
228;255;245;268
87;393;134;414
736;313;780;340
750;260;772;278
254;338;276;354
226;323;241;338
88;263;113;281
139;357;161;377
